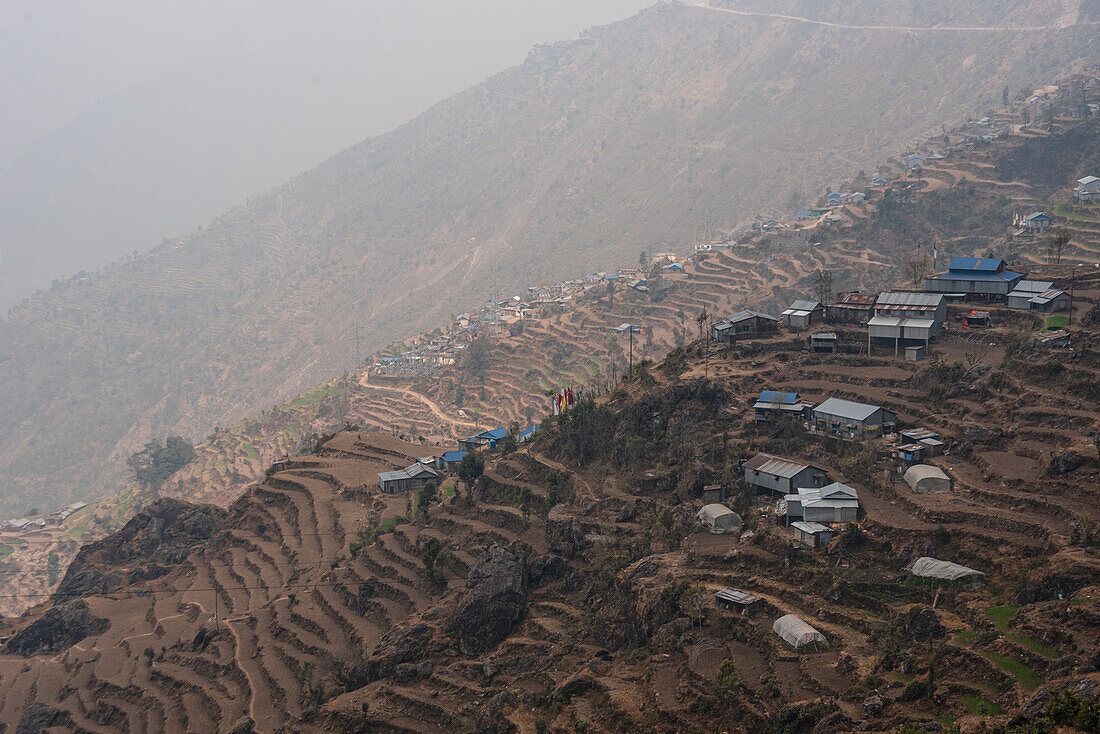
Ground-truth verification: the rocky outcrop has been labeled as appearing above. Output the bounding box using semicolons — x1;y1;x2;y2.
545;517;586;557
6;600;108;656
56;498;227;598
1049;450;1087;475
16;702;63;734
898;606;944;640
589;555;684;650
453;544;528;655
1017;562;1099;604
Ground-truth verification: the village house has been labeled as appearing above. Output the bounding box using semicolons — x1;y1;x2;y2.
378;462;441;494
780;300;824;329
813;397;897;438
826;292;877;324
712;310;779;342
1021;211;1053;234
924;257;1023;300
809;332;838;353
517;426;541;444
907;153;925;169
868;292;946;353
1074;175;1100;201
753;390;811;423
899;428;943;456
458;428;510;452
962;310;993;329
714;588;763;616
1007;280;1070;312
743;453;829;495
441;451;467;472
783;482;859;523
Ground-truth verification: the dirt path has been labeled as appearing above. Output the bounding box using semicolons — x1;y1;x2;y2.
686;3;1093;31
358;373;478;430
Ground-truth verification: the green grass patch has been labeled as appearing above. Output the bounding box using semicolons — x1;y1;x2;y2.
0;544;14;558
954;630;977;647
375;516;407;536
286;382;341;409
981;651;1042;691
986;605;1020;632
1045;315;1069;330
960;695;1002;716
1008;633;1059;658
1054;203;1100;223
864;590;889;601
887;671;913;684
934;715;957;727
966;679;1005;696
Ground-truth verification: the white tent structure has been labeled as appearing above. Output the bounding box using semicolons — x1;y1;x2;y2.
773;614;827;649
697;504;743;535
906;557;985;584
904;465;951;493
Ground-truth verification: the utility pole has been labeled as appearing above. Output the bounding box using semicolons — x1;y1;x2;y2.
629;326;634;376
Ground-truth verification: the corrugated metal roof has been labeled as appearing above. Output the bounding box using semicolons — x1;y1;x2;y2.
744;453;813;478
759;390;800;404
715;588;760;605
877;292;944;308
947;256;1003;272
901;428;938;440
1011;280;1054;294
832;292;878;306
814;397;883;422
811;332;837;340
787;300;821;312
724;309;778;324
792;521;831;534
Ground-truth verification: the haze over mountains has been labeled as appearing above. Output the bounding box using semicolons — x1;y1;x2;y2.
0;0;652;309
1;0;1099;518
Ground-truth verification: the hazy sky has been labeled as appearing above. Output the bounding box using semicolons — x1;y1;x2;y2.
0;0;653;307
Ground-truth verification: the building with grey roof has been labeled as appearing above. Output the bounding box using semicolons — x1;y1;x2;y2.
712;310;779;343
378;462;441;494
742;453;829;495
781;300;824;329
868;291;946;354
812;397;896;438
783;482;859;523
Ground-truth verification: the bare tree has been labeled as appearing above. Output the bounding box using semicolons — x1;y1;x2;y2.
812;270;834;304
696;309;709;340
1046;229;1071;264
904;253;933;286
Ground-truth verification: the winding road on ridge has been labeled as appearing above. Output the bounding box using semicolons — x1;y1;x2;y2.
686;3;1092;31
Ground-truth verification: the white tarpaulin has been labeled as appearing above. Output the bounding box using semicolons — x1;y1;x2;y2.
906;557;985;582
696;504;742;534
904;464;951;493
773;614;827;649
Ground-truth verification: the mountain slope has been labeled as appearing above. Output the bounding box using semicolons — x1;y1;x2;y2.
2;0;1099;517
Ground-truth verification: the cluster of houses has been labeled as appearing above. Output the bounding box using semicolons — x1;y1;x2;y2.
0;501;88;535
376;426;539;493
711;289;950;356
925;256;1070;312
372;256;689;378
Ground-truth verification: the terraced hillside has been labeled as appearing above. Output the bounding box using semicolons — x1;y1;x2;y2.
2;299;1098;731
5;0;1100;522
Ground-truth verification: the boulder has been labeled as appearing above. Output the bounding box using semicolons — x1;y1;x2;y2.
1049;450;1086;475
1017;563;1097;604
554;670;597;700
392;663;419;684
452;544;527;655
863;695;884;717
1070;678;1098;702
527;554;566;586
226;717;256;734
6;600;109;656
545;517;586;557
363;619;436;680
901;606;944;640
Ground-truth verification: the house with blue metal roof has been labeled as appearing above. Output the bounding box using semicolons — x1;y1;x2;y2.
517;426;541;444
441;451;468;471
753;391;812;423
458;427;511;452
924;257;1023;299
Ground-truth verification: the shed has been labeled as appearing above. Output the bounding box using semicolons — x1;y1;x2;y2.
712;310;779;342
826;292;877;324
1036;330;1070;349
896;443;924;463
812;397;897;438
715;588;763;616
697;504;742;535
701;484;726;504
781;300;824;329
905;345;925;362
906;557;985;587
743;453;829;495
378;462;441;494
773;614;828;649
810;332;838;353
441;451;468;471
963;310;993;329
918;438;944;456
904;465;951;493
791;521;835;548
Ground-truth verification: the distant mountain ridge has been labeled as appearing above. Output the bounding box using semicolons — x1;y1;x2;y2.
2;0;1099;517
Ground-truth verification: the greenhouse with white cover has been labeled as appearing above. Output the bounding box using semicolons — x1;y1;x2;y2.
773;614;828;649
906;557;985;588
697;504;742;534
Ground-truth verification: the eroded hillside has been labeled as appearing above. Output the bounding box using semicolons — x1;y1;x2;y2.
4;0;1100;520
1;295;1098;731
